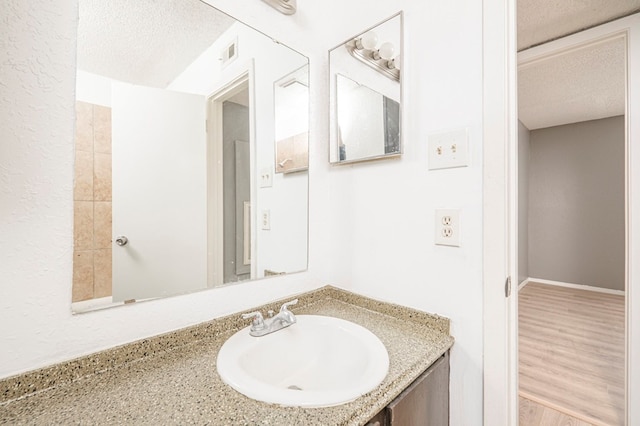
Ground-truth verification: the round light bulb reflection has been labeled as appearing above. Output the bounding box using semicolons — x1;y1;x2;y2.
357;31;379;50
389;54;401;70
378;42;395;60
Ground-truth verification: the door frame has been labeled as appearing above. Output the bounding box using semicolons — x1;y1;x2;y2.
483;6;640;424
482;0;518;424
206;62;256;288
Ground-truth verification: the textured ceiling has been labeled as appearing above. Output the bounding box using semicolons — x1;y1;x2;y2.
79;0;633;129
517;0;635;129
77;0;235;88
518;38;625;130
517;0;640;50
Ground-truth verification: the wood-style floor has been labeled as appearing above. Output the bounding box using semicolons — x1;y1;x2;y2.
519;282;625;426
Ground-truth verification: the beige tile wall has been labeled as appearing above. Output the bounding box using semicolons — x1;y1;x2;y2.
72;101;113;302
275;132;309;174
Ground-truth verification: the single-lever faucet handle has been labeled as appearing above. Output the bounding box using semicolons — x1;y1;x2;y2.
280;299;298;312
242;311;266;330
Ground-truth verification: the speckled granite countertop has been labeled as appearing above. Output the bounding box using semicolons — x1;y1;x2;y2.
0;286;454;425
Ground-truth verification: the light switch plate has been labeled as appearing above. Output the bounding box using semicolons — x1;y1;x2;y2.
259;167;273;188
428;128;469;170
435;209;460;247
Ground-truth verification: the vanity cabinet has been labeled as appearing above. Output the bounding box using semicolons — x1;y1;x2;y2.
365;352;449;426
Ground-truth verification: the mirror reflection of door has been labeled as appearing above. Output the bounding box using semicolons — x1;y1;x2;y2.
221;89;251;282
111;82;208;303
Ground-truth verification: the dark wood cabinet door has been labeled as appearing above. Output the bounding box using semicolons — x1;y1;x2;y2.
386;352;449;426
364;409;386;426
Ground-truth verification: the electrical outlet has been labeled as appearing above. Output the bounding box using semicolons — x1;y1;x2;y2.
428;128;469;170
259;167;273;188
261;210;271;230
435;209;460;247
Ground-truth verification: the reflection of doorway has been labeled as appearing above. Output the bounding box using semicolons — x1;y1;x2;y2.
517;35;627;425
222;95;250;283
207;75;252;287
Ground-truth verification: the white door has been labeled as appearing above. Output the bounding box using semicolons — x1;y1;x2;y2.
111;82;208;302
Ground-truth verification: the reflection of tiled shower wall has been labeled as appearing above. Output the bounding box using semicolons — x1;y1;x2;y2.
275;132;309;173
72;101;112;302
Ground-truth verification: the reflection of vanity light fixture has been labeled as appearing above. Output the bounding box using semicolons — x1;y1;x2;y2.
279;78;307;88
389;54;401;70
346;31;400;81
375;42;395;62
355;31;379;50
262;0;297;15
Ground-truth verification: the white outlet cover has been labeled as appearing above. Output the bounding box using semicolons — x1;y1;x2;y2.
435;209;460;247
428;128;469;170
261;210;271;230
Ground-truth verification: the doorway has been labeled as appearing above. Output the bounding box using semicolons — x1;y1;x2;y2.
516;31;627;426
207;75;253;287
482;3;640;425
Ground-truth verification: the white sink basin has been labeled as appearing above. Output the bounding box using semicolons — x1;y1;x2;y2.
216;314;389;407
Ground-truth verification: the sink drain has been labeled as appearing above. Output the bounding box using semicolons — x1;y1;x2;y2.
287;385;303;391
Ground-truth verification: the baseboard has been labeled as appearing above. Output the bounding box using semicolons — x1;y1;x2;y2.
518;278;530;292
519;390;609;426
526;277;625;296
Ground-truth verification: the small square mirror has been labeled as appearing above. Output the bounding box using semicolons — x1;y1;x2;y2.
329;12;403;164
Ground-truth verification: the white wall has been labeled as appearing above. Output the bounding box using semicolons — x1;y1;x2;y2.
76;70;112;106
1;0;484;425
274;65;308;141
326;5;484;423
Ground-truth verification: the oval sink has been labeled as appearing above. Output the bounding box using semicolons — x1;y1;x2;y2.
216;315;389;407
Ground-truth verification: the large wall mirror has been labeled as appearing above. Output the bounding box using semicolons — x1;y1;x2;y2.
329;13;402;164
72;0;309;313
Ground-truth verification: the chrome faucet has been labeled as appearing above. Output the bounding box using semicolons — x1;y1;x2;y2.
242;299;298;337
